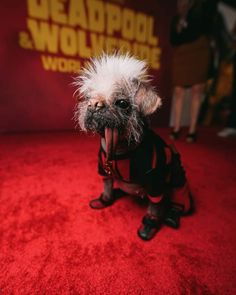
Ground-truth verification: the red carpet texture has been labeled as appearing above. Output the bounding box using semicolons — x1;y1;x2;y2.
0;128;236;295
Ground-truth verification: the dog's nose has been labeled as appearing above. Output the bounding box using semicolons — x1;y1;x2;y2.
88;98;105;110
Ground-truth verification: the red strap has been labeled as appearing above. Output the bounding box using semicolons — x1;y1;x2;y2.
148;194;163;203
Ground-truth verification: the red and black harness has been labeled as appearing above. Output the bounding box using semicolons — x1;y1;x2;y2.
98;129;184;197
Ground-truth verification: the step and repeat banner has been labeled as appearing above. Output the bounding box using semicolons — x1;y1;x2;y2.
0;0;175;132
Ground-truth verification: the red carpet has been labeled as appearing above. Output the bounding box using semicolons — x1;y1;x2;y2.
1;128;236;294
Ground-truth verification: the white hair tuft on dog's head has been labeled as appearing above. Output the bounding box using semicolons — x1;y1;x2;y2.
74;53;150;97
74;53;162;115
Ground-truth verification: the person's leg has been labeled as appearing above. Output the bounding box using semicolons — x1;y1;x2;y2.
227;54;236;129
170;86;185;140
187;83;205;141
173;86;185;132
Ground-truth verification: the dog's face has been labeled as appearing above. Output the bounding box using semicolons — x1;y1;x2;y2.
74;54;162;144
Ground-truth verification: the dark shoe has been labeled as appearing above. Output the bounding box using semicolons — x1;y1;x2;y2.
164;205;182;229
170;130;181;141
137;214;162;241
89;188;126;209
186;133;197;143
164;193;195;228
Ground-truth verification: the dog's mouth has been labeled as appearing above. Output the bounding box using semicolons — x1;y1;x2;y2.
82;106;145;147
84;109;128;156
84;108;127;135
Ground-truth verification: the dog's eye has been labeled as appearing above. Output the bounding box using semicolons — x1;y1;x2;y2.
115;99;130;109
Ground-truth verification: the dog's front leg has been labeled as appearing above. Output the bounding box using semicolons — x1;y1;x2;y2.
103;177;114;199
137;195;169;241
89;176;114;209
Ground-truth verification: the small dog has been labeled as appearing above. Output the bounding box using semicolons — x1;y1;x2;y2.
74;53;193;240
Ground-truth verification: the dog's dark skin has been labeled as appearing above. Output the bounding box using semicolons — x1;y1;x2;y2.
74;54;193;240
85;97;132;135
84;94;145;143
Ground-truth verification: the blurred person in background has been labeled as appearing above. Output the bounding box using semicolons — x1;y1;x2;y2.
217;20;236;137
169;0;215;143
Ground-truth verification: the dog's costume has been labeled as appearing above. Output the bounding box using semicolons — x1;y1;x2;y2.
98;128;193;207
99;129;185;196
74;53;194;240
92;126;194;240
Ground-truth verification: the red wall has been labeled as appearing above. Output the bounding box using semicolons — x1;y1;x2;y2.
0;0;176;132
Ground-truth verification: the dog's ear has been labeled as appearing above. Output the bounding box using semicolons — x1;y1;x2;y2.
135;85;162;115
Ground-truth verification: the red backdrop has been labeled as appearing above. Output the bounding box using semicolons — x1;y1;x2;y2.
0;0;176;133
